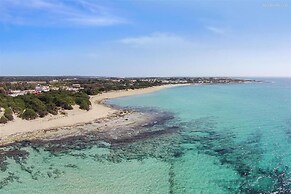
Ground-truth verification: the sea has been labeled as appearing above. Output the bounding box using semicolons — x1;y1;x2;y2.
1;78;291;193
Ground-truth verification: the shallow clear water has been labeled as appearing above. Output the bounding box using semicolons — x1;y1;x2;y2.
1;78;291;193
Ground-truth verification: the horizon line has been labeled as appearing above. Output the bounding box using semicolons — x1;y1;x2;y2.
0;75;290;78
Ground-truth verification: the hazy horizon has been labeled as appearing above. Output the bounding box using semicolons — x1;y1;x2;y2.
0;0;290;77
1;75;291;78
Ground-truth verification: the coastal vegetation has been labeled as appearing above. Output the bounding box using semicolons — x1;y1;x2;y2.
80;79;162;95
0;91;91;122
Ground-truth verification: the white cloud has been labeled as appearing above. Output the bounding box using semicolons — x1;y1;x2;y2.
0;0;125;26
119;32;190;47
206;26;226;34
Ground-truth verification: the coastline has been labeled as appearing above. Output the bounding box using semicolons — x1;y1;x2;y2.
0;84;188;145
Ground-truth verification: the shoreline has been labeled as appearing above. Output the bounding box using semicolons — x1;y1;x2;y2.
0;84;189;145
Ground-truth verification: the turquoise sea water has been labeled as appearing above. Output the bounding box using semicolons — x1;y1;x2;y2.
1;78;291;193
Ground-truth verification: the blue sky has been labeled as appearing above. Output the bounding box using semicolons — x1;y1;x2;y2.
0;0;290;77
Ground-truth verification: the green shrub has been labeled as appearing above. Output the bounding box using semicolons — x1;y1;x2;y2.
21;96;48;117
59;101;73;110
54;98;73;110
0;116;8;124
0;90;90;120
38;109;48;118
12;98;26;114
79;101;90;111
38;93;54;103
4;108;13;121
22;109;37;120
46;102;58;115
75;94;91;111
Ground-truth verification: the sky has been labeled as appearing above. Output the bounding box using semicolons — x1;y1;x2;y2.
0;0;290;77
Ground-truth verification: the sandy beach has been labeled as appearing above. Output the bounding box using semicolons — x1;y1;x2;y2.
0;84;188;144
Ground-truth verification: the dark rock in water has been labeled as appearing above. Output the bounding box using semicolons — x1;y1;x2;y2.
10;149;28;161
20;164;33;174
236;163;252;177
285;128;291;142
20;140;32;147
44;145;66;154
64;164;79;169
173;151;183;158
214;147;236;156
110;126;180;145
47;172;52;178
0;172;20;189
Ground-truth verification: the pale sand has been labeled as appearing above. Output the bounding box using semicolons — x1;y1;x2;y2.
0;84;188;140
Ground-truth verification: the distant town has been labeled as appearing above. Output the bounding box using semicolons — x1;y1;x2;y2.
0;76;256;97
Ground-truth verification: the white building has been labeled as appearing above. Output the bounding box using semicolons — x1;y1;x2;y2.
8;90;27;97
35;85;50;92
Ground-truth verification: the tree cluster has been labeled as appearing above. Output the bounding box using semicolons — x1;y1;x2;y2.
0;91;91;122
80;79;162;95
